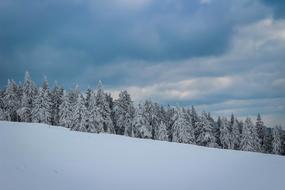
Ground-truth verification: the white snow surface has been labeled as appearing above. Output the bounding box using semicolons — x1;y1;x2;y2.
0;121;284;190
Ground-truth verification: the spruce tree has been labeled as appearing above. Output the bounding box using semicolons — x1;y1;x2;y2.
59;93;72;128
272;126;282;155
157;121;168;141
256;113;267;153
19;71;37;122
3;80;20;121
132;104;152;139
195;112;218;147
220;117;232;149
114;90;135;136
240;117;261;152
31;78;52;124
50;83;64;125
172;109;195;144
95;81;114;133
231;118;241;150
71;95;88;132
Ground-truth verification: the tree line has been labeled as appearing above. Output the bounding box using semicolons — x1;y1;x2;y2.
0;72;284;155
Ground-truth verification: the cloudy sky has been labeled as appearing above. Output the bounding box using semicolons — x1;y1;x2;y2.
0;0;285;127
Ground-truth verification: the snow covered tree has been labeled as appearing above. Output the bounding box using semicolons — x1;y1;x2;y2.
95;81;115;133
255;113;267;153
71;95;88;132
272;126;282;155
31;84;52;124
3;80;21;121
0;91;6;120
240;117;261;152
191;106;199;132
172;109;195;144
196;112;218;147
114;90;135;136
18;71;37;122
59;93;72;128
132;104;152;139
84;88;92;108
85;90;104;133
219;117;233;149
231;118;241;150
164;105;176;141
157;121;168;141
50;83;64;125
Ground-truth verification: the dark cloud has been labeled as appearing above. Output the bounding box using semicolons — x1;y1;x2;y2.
261;0;285;18
0;0;270;87
0;0;285;126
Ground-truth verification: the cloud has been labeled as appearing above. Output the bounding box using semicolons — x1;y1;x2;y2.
0;0;284;126
261;0;285;18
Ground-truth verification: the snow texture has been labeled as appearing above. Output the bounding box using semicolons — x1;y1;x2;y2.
0;121;284;190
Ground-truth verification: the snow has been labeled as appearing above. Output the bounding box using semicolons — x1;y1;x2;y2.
0;121;284;190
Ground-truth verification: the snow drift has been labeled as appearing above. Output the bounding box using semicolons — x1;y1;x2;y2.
0;121;284;190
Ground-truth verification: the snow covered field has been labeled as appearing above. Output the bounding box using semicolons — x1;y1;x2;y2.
0;121;284;190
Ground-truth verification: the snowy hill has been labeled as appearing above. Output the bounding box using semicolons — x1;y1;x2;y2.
0;121;284;190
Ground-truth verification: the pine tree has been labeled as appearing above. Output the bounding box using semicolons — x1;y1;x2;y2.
19;71;37;122
157;121;168;141
31;78;52;124
272;126;282;155
3;80;21;121
0;90;6;120
164;105;176;141
256;113;267;153
195;112;218;147
191;106;199;135
220;117;233;149
95;81;115;133
231;118;241;150
86;90;104;133
240;117;261;152
114;90;135;136
59;93;72;128
50;83;64;125
132;104;152;139
84;88;92;108
71;95;88;132
172;109;195;144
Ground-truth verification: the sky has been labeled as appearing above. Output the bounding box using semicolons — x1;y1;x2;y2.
0;0;285;127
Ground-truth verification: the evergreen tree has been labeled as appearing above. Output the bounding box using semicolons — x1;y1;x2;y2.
3;80;20;121
220;117;233;149
256;113;267;153
164;105;176;141
50;83;64;125
172;109;195;144
191;106;199;134
263;129;273;154
231;118;241;150
272;126;282;155
240;117;261;152
19;71;37;122
71;95;88;132
196;112;218;147
0;90;6;120
59;93;72;128
84;88;92;108
95;81;114;133
132;104;152;139
31;84;52;124
114;90;135;136
87;90;104;133
157;121;168;141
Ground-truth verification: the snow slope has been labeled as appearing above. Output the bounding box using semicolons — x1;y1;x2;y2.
0;121;284;190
